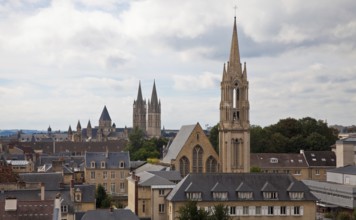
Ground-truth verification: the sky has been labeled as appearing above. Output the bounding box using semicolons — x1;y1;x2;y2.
0;0;356;131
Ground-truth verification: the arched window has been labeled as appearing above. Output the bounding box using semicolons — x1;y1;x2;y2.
206;156;217;173
193;146;203;173
179;156;190;177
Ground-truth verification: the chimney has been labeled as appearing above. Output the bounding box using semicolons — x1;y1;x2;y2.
5;197;17;211
40;182;45;200
54;193;62;220
70;179;74;201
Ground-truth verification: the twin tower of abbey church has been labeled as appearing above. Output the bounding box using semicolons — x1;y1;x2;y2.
69;17;250;173
67;81;161;142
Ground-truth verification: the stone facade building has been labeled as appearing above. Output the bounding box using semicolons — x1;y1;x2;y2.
133;81;161;138
219;17;250;173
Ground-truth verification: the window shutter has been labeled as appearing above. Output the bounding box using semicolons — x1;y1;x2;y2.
301;206;304;215
287;206;290;215
275;206;280;215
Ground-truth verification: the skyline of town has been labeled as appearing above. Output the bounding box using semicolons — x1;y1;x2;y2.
1;0;355;130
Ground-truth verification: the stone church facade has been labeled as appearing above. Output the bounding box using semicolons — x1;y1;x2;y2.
133;81;161;138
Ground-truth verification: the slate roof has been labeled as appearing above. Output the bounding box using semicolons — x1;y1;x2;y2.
85;151;130;169
135;171;176;186
147;170;182;182
134;163;169;174
327;165;356;175
162;124;196;163
250;153;308;168
302;151;336;167
81;209;139;220
99;106;112;121
19;173;63;190
166;173;317;202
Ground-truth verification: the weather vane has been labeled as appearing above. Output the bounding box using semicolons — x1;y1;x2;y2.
234;4;238;18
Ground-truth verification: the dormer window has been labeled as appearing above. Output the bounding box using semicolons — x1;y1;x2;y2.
90;161;95;168
289;192;304;200
263;192;278;199
270;158;278;163
237;192;253;199
212;192;228;201
186;192;202;201
75;188;82;202
101;161;106;168
119;161;125;168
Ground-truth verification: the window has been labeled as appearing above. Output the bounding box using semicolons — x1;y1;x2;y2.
103;171;107;179
315;169;320;175
120;171;125;179
120;182;125;192
212;192;228;200
206;156;217;173
237;192;253;199
243;206;249;215
298;159;303;163
268;206;274;215
192;146;203;173
111;171;115;179
263;192;278;199
159;204;165;213
293;206;300;215
179;156;190;177
90;171;95;179
75;193;81;202
103;183;107;191
61;205;68;213
289;192;304;200
90;161;95;168
270;158;278;163
119;161;125;168
186;192;202;200
294;170;301;175
159;189;165;196
230;206;236;215
255;206;261;215
111;183;115;194
101;161;105;168
142;201;146;213
280;206;286;215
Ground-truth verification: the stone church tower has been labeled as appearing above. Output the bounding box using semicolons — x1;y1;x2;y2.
219;17;250;173
133;82;147;132
147;81;161;138
133;81;161;137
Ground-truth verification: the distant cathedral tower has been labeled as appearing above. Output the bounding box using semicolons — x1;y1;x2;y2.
219;17;250;173
133;82;147;132
133;81;161;137
147;81;161;138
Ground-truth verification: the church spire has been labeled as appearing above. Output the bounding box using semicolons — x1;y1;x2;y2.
150;80;159;108
136;81;144;104
229;17;242;74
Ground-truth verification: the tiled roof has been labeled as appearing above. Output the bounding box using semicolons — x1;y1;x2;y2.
81;209;139;220
19;173;63;190
167;173;317;202
0;200;54;220
135;171;175;186
162;124;196;163
147;171;182;182
250;153;308;168
302;151;336;167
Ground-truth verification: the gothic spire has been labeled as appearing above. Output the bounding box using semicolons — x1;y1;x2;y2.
229;17;242;74
99;105;111;121
76;120;81;130
150;80;159;107
136;81;144;104
87;120;92;128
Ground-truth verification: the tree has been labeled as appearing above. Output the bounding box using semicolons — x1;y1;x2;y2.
177;200;209;220
96;184;111;208
250;166;261;173
210;204;230;220
208;124;219;153
337;211;351;220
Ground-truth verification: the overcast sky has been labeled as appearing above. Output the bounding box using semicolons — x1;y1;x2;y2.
1;0;356;131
